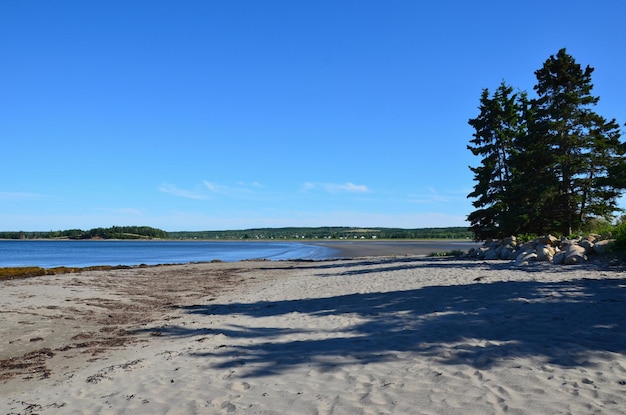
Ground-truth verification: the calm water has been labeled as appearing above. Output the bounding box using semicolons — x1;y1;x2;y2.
0;240;338;268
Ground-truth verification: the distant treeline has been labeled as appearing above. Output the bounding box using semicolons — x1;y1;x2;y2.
168;227;473;240
0;226;169;240
0;226;473;240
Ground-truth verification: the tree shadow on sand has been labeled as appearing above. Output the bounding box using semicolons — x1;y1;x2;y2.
147;260;626;378
263;255;612;277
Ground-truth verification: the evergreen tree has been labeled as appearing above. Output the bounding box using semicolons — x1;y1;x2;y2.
467;82;526;239
526;48;625;235
467;49;625;239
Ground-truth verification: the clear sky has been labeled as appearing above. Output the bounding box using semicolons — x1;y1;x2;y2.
2;1;625;231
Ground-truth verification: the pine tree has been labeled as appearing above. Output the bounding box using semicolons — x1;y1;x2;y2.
526;48;625;235
467;82;526;239
467;49;625;239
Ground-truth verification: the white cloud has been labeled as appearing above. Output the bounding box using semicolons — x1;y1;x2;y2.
159;180;264;201
158;183;208;200
337;182;369;192
302;182;316;191
302;182;370;193
202;181;219;192
236;181;262;188
203;181;260;198
154;210;469;230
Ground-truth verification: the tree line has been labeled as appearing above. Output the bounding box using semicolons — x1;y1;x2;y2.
467;48;625;240
0;226;169;240
168;227;474;240
0;226;473;240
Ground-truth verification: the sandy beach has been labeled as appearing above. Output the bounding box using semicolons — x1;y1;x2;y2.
2;251;626;414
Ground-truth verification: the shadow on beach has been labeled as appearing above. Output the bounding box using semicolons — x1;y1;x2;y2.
268;255;613;276
145;260;626;378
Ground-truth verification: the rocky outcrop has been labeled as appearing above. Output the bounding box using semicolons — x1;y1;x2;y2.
467;234;616;266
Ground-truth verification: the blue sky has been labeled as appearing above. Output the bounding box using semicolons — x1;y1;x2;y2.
2;1;625;231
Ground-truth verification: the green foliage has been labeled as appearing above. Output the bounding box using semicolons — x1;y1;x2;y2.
1;226;473;241
82;226;168;239
467;82;527;239
515;234;539;243
579;217;614;235
468;49;626;239
613;222;626;248
0;226;168;240
168;227;473;240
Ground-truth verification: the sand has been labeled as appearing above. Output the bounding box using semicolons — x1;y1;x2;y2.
314;240;482;258
2;255;626;414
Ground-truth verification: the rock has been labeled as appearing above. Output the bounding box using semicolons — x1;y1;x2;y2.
536;243;555;261
536;235;558;246
564;244;587;265
484;249;499;260
519;241;535;253
578;239;595;254
593;239;615;254
502;236;517;246
515;251;537;266
552;251;566;265
465;233;609;266
499;245;515;260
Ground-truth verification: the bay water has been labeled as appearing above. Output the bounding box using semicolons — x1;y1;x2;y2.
0;240;338;268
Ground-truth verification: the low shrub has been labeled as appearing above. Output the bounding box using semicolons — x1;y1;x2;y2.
613;222;626;248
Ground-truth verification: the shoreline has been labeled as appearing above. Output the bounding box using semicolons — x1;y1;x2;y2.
0;240;483;270
2;257;625;414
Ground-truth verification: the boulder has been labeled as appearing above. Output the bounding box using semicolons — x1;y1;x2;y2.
502;236;517;246
578;239;595;254
475;247;490;258
536;235;558;246
515;251;537;266
552;251;566;265
593;239;615;255
499;245;515;260
536;243;555;261
519;241;535;253
563;244;587;265
508;249;519;260
465;233;610;266
484;249;499;260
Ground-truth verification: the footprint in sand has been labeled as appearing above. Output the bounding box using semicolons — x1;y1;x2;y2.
230;381;251;391
208;396;238;413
